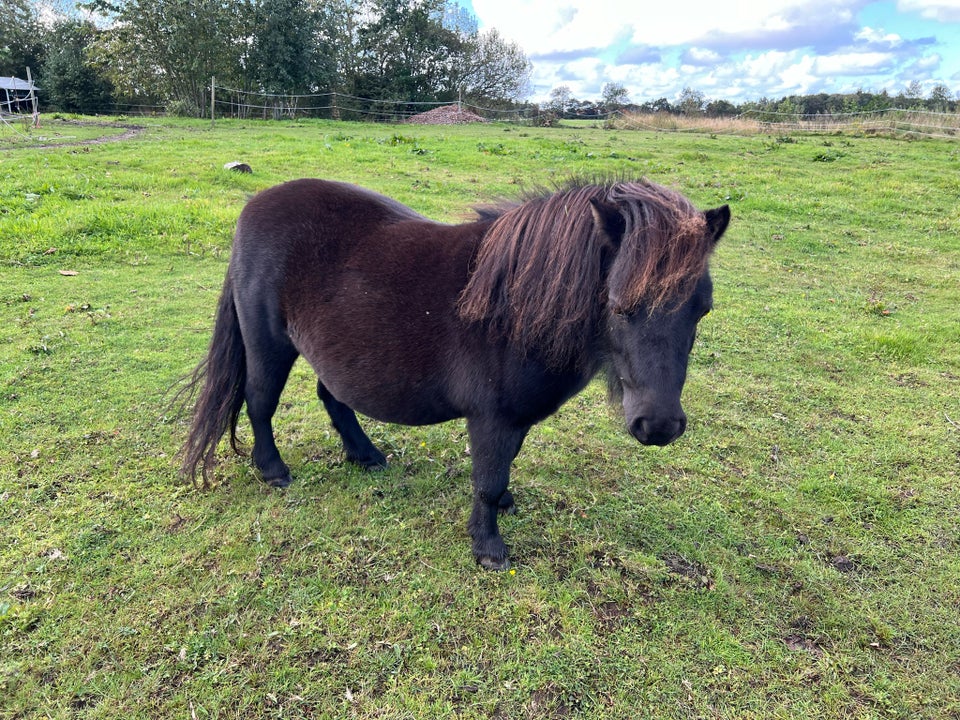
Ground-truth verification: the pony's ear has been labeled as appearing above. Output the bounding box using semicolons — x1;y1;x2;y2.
704;205;731;244
590;198;626;249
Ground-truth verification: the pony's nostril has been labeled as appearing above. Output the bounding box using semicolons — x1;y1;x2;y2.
630;415;686;446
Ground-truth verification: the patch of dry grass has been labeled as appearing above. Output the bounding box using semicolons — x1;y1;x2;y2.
609;108;960;139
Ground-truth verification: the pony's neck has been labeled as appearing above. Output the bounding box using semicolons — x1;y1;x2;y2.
459;188;611;370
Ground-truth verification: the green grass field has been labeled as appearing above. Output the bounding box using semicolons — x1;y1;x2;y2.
1;117;959;718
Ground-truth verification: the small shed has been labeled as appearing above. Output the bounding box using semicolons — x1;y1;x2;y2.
0;76;38;115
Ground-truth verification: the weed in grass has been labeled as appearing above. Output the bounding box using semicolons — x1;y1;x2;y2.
864;289;894;316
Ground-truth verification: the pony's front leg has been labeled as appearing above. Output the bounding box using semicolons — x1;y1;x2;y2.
466;417;529;570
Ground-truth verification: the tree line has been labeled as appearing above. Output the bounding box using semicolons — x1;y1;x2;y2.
547;83;958;121
1;0;531;117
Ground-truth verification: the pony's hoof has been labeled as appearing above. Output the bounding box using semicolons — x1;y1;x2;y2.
478;555;511;571
474;538;511;571
349;451;388;471
265;473;293;488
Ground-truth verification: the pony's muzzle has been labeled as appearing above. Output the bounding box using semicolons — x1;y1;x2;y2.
629;413;687;446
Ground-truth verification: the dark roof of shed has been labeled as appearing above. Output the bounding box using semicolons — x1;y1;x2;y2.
0;77;38;91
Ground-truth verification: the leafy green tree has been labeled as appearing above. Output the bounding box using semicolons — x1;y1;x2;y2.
800;93;830;115
40;19;115;113
74;0;530;117
864;89;893;112
677;86;705;115
344;0;531;110
647;97;673;113
352;0;464;105
547;85;572;115
456;28;531;104
248;0;318;94
705;99;737;117
601;82;629;111
776;96;800;117
0;0;45;78
928;83;951;111
898;79;926;109
86;0;254;114
306;0;350;92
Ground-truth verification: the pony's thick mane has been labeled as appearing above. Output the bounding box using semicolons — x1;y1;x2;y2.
457;179;714;367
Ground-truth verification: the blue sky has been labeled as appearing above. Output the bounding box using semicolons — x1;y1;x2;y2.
465;0;960;103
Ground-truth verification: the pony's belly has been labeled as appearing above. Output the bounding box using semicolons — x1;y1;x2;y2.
331;384;461;426
290;308;465;426
309;355;462;427
351;399;460;427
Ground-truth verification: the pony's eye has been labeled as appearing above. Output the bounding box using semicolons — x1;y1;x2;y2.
691;299;712;320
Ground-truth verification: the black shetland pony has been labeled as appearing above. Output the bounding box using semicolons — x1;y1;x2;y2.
180;178;730;569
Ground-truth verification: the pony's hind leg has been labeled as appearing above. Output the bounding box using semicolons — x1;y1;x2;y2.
317;381;387;469
245;343;299;488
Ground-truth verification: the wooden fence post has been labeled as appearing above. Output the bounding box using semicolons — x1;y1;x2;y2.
26;66;39;127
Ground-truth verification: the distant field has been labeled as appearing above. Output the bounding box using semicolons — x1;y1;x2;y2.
1;117;958;718
608;108;960;139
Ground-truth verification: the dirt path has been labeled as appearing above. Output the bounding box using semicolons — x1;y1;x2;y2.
1;119;147;150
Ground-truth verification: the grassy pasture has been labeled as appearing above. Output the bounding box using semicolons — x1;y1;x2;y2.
1;117;959;718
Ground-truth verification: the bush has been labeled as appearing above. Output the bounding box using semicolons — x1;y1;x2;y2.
166;99;202;117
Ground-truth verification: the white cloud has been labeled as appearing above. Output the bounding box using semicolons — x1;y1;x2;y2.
855;27;905;47
471;0;628;54
473;0;865;52
623;0;861;46
686;48;724;65
774;55;819;94
740;50;796;81
471;0;960;102
911;52;943;71
815;52;896;75
550;57;607;94
897;0;960;23
617;65;683;97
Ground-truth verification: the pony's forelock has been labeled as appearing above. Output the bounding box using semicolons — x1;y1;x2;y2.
605;181;712;313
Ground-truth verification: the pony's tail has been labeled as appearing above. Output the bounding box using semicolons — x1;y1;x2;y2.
177;273;247;487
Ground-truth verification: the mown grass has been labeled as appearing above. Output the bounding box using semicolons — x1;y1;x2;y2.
1;117;959;718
